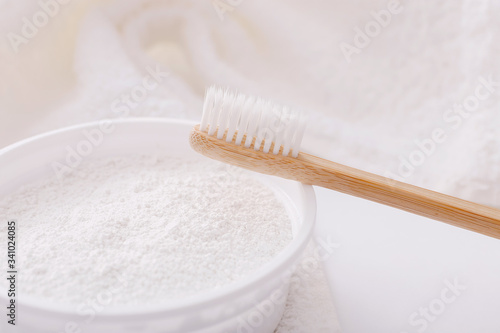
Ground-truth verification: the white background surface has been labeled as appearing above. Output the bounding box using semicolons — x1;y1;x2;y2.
315;186;500;333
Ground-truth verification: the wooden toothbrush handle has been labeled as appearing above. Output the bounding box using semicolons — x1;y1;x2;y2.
189;126;500;239
296;152;500;239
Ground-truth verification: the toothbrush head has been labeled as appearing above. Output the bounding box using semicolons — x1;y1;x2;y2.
198;86;306;158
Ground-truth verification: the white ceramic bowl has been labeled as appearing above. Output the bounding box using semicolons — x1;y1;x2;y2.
0;118;316;333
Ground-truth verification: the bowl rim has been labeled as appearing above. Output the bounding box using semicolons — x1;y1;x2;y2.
0;118;317;320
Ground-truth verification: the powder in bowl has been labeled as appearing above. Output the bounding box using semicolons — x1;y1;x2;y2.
0;155;293;306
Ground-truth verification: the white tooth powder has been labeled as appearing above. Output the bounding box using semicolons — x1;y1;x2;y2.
0;155;292;305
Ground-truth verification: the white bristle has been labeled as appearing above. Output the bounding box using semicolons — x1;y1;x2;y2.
271;105;286;155
207;88;224;136
253;101;271;151
216;90;235;139
243;98;263;148
234;96;254;145
259;102;274;153
200;86;216;132
290;113;308;158
225;94;246;142
200;86;306;157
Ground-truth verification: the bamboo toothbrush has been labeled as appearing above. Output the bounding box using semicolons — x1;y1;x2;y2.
189;86;500;240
